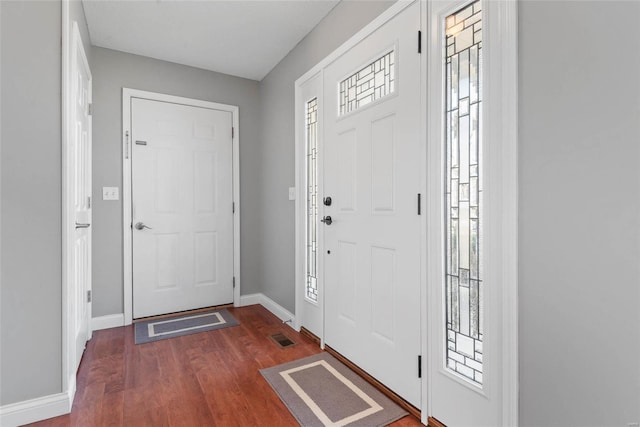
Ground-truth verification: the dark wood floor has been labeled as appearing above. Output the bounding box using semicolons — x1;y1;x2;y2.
29;305;422;426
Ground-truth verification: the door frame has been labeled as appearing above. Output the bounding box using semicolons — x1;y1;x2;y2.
295;0;518;424
62;9;92;407
294;0;414;337
294;0;423;407
122;89;240;325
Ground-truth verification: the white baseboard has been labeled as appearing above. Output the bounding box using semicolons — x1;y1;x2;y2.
238;293;262;307
239;293;295;325
67;374;77;407
91;313;125;331
0;392;71;427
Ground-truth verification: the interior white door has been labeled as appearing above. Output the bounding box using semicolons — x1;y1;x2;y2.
323;2;422;407
131;99;234;318
70;22;92;369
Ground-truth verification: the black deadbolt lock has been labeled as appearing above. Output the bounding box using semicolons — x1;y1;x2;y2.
323;196;332;206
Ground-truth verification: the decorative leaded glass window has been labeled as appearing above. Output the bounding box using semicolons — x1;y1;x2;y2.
339;50;395;116
306;97;319;302
445;0;483;386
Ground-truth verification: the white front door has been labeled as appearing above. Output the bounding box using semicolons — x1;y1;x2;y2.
131;98;234;318
70;22;92;369
323;2;422;407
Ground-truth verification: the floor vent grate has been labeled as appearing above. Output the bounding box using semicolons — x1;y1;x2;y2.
270;332;296;348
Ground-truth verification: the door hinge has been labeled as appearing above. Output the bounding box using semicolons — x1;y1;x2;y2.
418;30;422;54
417;193;422;215
87;290;92;303
125;130;130;159
87;196;91;209
232;127;235;139
88;103;93;116
418;355;422;378
232;277;236;288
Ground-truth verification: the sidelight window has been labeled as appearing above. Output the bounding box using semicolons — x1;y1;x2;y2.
444;0;484;386
306;97;319;302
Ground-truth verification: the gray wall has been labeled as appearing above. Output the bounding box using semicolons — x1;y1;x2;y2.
0;0;92;408
0;0;63;405
2;1;638;423
0;0;397;407
91;47;261;316
257;0;394;312
518;1;640;425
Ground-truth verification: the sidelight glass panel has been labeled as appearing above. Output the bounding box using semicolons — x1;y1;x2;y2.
306;98;319;302
445;0;483;386
339;50;395;115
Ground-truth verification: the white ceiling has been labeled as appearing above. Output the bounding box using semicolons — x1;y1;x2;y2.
82;0;339;81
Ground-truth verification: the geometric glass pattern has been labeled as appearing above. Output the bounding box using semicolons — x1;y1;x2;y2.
339;50;395;116
444;0;483;386
306;97;319;302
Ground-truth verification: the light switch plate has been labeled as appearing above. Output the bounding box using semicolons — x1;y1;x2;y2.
102;187;119;201
288;187;296;201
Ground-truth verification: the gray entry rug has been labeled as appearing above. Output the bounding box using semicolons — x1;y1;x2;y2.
260;352;408;427
134;308;239;344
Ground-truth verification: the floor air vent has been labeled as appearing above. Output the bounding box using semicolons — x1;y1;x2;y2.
270;332;296;348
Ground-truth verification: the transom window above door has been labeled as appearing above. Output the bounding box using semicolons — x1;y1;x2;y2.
338;50;395;116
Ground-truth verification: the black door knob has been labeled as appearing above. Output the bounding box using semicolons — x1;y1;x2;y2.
320;216;333;225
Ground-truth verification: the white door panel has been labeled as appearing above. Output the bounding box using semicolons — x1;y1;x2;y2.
70;23;92;370
323;1;422;407
132;99;233;318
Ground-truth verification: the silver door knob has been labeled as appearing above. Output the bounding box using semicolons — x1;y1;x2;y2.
134;222;152;230
320;216;332;225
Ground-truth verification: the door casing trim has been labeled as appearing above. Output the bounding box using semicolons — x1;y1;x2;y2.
62;0;73;408
122;88;241;325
